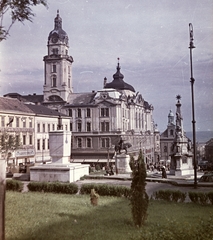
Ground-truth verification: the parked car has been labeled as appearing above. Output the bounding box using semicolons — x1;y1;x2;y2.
199;172;213;182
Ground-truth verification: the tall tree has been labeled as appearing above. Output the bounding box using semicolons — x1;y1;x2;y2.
0;131;21;240
0;0;47;41
129;150;149;227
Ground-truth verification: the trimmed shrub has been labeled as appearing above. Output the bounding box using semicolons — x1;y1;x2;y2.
27;182;78;194
80;183;131;197
207;192;213;205
129;150;149;227
154;190;186;203
6;179;23;192
188;192;209;205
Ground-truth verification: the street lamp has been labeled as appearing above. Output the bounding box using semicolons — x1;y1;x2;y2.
189;23;197;188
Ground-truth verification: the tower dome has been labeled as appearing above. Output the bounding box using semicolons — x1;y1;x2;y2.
104;59;135;92
48;10;68;45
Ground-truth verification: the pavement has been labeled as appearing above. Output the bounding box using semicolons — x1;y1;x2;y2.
83;170;213;188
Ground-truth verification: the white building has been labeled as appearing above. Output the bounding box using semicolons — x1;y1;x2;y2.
0;97;70;173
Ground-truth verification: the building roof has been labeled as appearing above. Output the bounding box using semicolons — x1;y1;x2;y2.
65;92;96;107
0;97;34;114
48;10;68;44
25;104;67;117
104;62;135;92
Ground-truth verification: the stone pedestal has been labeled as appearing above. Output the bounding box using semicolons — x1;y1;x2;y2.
115;154;132;174
170;154;194;176
49;130;71;164
30;163;89;182
30;130;89;183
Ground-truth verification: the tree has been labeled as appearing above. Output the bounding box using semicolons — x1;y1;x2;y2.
0;0;47;41
129;150;149;227
0;131;21;240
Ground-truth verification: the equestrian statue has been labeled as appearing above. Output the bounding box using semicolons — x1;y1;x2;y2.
114;137;132;154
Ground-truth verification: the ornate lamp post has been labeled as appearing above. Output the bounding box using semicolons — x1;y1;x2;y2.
189;23;197;188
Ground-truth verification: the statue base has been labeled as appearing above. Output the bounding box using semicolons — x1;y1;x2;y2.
115;154;132;174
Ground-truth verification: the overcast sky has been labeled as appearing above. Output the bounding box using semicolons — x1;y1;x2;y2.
0;0;212;132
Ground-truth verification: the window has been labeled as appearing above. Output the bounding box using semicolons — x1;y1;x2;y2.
29;118;32;128
68;78;70;88
77;138;82;148
37;123;40;132
16;117;19;127
77;122;82;132
101;138;109;148
52;48;58;55
22;118;26;128
87;138;91;148
29;135;32;145
42;139;45;150
101;122;109;132
87;108;91;117
52;64;56;73
101;108;109;117
164;146;167;152
48;124;50;132
87;122;91;132
1;116;5;127
70;123;73;131
170;129;174;136
52;76;57;87
43;124;45;133
68;109;72;117
16;135;20;145
37;139;40;150
8;117;13;127
77;109;81;118
52;124;55;131
23;135;26;145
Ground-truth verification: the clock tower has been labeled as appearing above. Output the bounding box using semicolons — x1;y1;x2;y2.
43;10;73;103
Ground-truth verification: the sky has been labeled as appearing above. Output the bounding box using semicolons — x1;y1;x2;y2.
0;0;213;132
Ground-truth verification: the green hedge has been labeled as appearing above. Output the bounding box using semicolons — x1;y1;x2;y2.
153;190;186;203
188;191;212;205
6;180;23;192
80;183;131;197
27;182;78;194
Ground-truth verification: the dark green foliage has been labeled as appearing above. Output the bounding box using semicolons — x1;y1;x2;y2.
129;150;149;227
80;183;131;197
207;192;213;205
154;190;186;203
27;182;78;194
6;180;23;192
188;191;209;205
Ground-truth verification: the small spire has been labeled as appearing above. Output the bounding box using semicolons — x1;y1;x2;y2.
117;57;120;71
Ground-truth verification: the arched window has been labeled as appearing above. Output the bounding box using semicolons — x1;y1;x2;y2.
52;76;56;87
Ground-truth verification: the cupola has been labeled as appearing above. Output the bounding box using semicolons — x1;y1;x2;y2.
104;58;135;92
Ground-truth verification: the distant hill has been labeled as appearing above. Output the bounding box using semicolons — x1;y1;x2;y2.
186;131;213;143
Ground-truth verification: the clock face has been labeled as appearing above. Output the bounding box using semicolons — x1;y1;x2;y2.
52;37;58;43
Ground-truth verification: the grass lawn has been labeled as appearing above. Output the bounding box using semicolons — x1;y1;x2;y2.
5;191;213;240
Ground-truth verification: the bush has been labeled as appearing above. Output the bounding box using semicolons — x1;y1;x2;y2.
207;192;213;205
27;182;78;194
154;190;186;203
188;192;209;205
6;179;23;192
80;183;131;197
